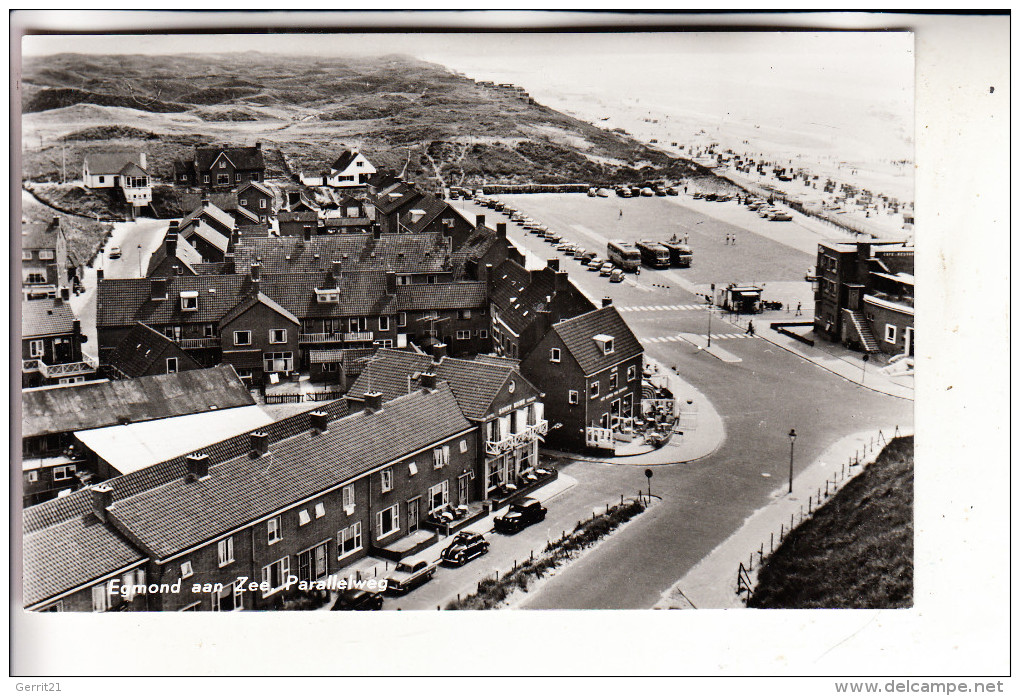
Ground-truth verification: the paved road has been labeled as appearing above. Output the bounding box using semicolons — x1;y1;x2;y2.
455;194;912;609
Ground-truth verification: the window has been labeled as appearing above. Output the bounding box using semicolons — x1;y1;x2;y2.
380;467;394;492
397;312;407;327
603;339;614;354
29;339;44;358
259;199;267;209
180;291;198;311
885;324;897;343
268;516;282;544
609;372;618;390
433;445;450;469
234;331;251;346
349;317;369;332
203;174;210;183
376;505;400;539
338;522;363;558
550;347;561;363
408;461;418;476
298;509;311;526
26;471;39;483
342;484;355;510
323;363;338;372
92;585;109;612
315;502;325;519
219;160;227;168
428;480;449;514
458;309;472;320
456;330;470;340
98;176;105;184
166;357;178;374
235;173;242;182
52;465;75;481
315;289;340;304
218;537;234;567
261;557;291;596
377;339;393;348
627;365;637;382
22;250;32;261
26;273;46;284
479;329;488;339
297;542;329;583
459;439;468;454
269;329;287;344
212;580;243;611
379;316;390;332
181;561;194;579
590;381;600;398
217;174;230;185
239;198;247;206
39;250;55;260
568;390;579;405
263;352;294;373
203;324;216;338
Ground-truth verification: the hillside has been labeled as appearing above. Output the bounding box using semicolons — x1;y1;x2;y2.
21;52;709;190
748;436;914;609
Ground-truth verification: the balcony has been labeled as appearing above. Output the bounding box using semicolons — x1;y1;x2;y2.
27;355;98;379
585;426;616;450
299;332;346;344
485;419;548;456
343;331;374;343
177;337;220;349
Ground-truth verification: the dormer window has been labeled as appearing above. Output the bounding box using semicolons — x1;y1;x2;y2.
315;288;340;304
219;160;227;168
180;291;199;311
593;334;614;355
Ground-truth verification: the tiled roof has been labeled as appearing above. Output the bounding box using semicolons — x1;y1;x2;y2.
237;180;274;197
331;150;359;172
550;306;643;375
308;349;344;363
219;292;300;328
398;197;448;234
97;275;249;327
195;146;264;172
83;152;146;176
23;399;351;534
395;282;487;310
221;349;264;368
21;364;255;439
236;223;270;240
119;162;148;178
233;233;452;275
180;192;237;213
233;206;261;225
23;513;145;607
347;349;434;403
341;347;377;374
106;322;199;378
146;235;203;275
490;259;595;335
22;218;60;250
108;385;470;559
180;202;235;235
260;271;398;319
372;182;423;215
22;297;76;338
182;220;230;255
279;210;318;223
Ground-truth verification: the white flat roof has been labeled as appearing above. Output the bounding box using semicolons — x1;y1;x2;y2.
75;405;275;476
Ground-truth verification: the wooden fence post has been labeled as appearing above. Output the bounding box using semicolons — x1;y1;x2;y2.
770;532;774;553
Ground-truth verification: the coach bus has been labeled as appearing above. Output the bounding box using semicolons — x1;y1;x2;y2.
606;240;642;271
661;240;693;268
636;240;671;269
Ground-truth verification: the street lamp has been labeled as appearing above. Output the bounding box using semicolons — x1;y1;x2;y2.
137;244;142;277
788;428;797;494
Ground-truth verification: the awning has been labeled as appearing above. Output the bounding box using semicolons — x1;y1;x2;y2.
737;291;761;298
309;349;344;364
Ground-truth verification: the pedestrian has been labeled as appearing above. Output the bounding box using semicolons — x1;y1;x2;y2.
795;302;802;316
619;209;623;219
746;321;755;336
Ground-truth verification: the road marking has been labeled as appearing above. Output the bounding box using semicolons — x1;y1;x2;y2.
642;333;749;344
619;304;706;312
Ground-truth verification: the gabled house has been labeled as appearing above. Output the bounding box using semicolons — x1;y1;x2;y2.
521;302;644;452
178;199;235;263
347;349;547;501
105;322;202;379
22;292;95;388
174;143;265;190
372;181;425;235
218;280;302;386
82;152;152;209
146;223;205;277
300;150;376;188
236;181;276;223
21;217;71;296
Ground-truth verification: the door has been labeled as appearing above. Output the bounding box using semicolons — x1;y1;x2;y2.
407;498;420;533
904;327;914;356
458;474;470;507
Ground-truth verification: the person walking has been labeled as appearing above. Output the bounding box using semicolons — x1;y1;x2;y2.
795;302;802;317
746;320;755;336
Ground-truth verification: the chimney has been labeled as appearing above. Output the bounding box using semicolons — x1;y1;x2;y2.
496;222;507;238
475;214;485;228
96;269;104;282
168;220;180;233
202;196;210;208
250;262;261;282
466;259;479;280
60;287;71;301
249;431;269;457
385;270;396;295
139;153;147;170
485;263;494;295
165;233;178;257
309;410;329;433
72;319;81;339
255;141;262;150
91;484;114;522
52;216;60;229
602;296;613;308
185;453;210;482
554;270;569;292
431;343;447;360
419;372;438;391
150;278;168;300
373;227;381;240
288;191;301;209
330;258;343;278
223;252;235;274
547;258;560;272
364;391;383;412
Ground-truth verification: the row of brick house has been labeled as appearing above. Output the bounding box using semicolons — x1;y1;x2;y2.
24;355;550;612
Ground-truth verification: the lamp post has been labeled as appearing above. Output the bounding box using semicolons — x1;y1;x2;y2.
788;428;797;494
137;244;142;277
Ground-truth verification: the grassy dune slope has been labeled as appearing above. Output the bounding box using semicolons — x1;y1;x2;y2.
748;436;914;609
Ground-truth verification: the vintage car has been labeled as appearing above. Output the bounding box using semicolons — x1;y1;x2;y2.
440;531;490;566
385;558;437;595
331;589;384;611
494;498;547;534
599;262;615;277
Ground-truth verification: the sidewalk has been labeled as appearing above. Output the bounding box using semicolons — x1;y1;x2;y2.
758;326;914;401
546;356;725;466
655;425;913;609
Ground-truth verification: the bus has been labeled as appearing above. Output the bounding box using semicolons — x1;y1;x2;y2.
606;240;642;271
636;241;671;269
660;240;693;268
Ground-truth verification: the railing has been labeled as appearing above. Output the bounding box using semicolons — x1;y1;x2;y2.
22;359;41;372
299;332;346;344
177;337;220;349
485;420;548;456
36;355;98;379
264;390;344;405
343;331;374;342
585;426;616;449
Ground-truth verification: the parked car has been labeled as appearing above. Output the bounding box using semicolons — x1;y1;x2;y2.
385;557;437;595
573;247;588;259
440;531;490;566
588;187;598;197
108;246;121;259
331;589;384;611
556;242;576;252
599;262;615;277
640;188;654;197
511;212;526;222
586;256;604;270
545;234;562;244
596;189;610;198
609;268;625;283
665;186;679;196
769;211;793;221
580;251;598;264
494;498;547;534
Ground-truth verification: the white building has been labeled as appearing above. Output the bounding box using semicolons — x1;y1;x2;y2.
82;153;152;208
300;150;376;189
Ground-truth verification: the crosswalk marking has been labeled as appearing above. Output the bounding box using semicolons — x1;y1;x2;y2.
640;333;749;344
618;304;706;312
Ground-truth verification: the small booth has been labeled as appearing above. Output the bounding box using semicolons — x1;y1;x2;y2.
715;284;763;314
